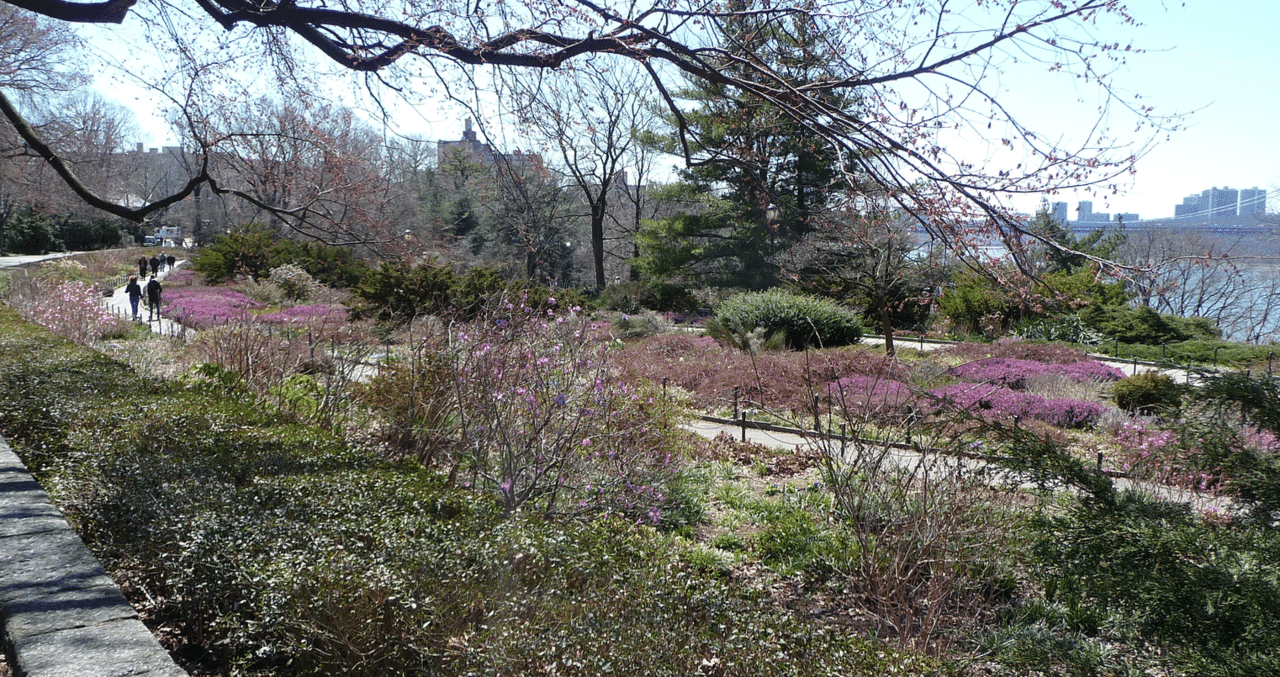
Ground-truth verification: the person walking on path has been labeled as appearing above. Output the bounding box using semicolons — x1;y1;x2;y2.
166;253;176;271
122;276;143;321
149;255;160;276
145;275;163;322
137;256;148;279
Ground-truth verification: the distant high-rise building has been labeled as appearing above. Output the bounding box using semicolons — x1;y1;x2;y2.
1200;187;1239;218
1239;187;1267;217
1174;194;1202;217
1051;201;1069;223
1077;200;1093;222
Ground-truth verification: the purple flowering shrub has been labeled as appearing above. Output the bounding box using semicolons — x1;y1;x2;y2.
1105;420;1280;494
1102;421;1211;487
163;286;263;329
418;296;689;521
950;358;1125;390
14;280;128;345
163;269;198;287
930;382;1104;428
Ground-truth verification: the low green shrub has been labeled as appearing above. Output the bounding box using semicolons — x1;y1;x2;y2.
1112;372;1183;415
707;289;863;351
1096;339;1279;368
610;311;674;339
351;262;588;325
1031;492;1280;677
1012;314;1104;345
194;226;370;287
598;280;700;313
1080;305;1219;345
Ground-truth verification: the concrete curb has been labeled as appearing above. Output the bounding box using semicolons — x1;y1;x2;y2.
0;436;188;677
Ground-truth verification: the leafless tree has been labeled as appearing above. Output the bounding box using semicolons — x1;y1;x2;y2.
197;98;411;255
505;65;658;289
0;0;1176;264
783;197;944;355
1121;227;1280;343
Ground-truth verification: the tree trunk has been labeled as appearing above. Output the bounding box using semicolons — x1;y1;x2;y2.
880;305;895;357
592;200;606;289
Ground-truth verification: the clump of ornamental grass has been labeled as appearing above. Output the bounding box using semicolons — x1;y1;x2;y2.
609;311;675;339
268;263;322;301
233;273;288;306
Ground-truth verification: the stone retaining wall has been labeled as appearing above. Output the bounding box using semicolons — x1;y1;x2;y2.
0;436;187;677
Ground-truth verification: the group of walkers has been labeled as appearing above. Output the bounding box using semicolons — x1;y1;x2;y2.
123;274;163;322
138;253;176;278
123;252;175;322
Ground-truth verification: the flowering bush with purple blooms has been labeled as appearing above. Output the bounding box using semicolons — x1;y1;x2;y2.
950;357;1124;390
397;294;691;522
930;382;1105;428
163;269;197;287
163;287;263;329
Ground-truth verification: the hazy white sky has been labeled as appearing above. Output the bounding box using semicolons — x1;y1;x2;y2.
102;1;1277;222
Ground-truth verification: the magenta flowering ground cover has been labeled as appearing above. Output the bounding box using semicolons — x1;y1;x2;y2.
828;374;916;414
163;287;263;329
930;382;1105;428
950;357;1124;390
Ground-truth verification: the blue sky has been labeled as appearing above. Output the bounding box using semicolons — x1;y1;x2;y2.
1040;1;1280;220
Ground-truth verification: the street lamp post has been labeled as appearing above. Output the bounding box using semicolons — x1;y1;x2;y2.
765;203;780;230
764;203;780;247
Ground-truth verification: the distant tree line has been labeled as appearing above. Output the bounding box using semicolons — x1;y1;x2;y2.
0;204;138;255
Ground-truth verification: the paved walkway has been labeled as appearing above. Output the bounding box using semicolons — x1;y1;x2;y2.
861;334;1195;383
683;417;1234;514
0;252;79;269
103;262;191;338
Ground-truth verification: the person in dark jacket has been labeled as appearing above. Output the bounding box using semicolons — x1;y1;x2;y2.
145;275;163;322
123;276;143;321
138;256;148;279
166;253;176;271
149;255;160;276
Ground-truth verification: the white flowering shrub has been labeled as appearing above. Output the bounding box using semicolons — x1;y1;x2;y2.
268;264;321;302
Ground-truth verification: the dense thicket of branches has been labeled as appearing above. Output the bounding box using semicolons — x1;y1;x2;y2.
0;0;1174;263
